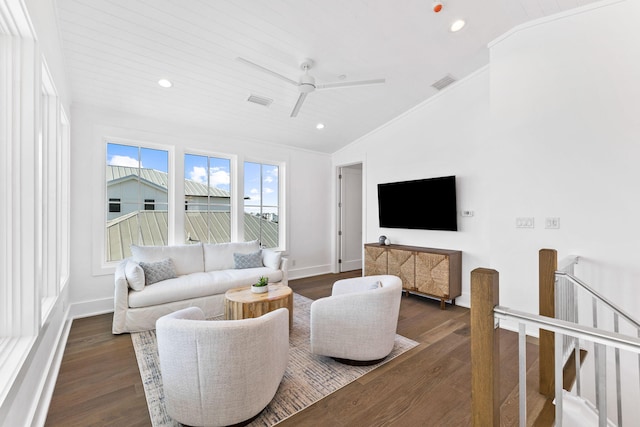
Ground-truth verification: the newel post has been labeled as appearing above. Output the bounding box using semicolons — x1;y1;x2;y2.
539;248;557;397
471;268;500;427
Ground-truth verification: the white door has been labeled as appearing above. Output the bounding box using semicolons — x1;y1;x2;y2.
338;164;363;272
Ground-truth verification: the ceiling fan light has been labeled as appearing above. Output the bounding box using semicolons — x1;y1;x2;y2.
450;19;466;32
299;74;316;93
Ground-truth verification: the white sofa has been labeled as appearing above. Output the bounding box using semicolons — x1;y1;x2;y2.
112;240;288;334
310;274;402;363
156;307;289;426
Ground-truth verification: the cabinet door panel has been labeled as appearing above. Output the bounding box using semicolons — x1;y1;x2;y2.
415;252;450;297
388;249;414;289
364;246;387;275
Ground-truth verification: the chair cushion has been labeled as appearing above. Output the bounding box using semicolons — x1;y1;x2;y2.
203;240;259;271
128;267;283;308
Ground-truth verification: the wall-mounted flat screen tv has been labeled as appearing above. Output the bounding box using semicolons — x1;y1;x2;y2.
377;175;457;231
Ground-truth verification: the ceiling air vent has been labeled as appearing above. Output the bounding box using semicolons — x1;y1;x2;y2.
431;74;457;91
247;94;273;107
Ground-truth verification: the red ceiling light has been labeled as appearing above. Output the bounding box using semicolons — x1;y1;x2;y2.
432;1;443;13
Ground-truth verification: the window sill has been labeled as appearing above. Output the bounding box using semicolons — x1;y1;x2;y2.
0;336;36;409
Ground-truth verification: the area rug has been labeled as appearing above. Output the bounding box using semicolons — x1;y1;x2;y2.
131;293;419;426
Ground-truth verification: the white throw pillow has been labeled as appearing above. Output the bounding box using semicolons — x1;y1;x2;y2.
125;261;145;291
262;249;282;270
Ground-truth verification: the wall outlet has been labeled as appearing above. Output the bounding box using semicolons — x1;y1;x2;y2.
516;217;535;228
461;210;474;217
545;217;560;229
291;259;296;267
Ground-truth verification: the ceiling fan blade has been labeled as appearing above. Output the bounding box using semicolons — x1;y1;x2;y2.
290;92;308;117
316;78;386;90
236;57;299;86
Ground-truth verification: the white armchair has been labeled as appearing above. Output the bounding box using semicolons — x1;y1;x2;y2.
310;274;403;363
156;307;289;426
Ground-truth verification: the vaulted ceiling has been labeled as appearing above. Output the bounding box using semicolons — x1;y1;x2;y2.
54;0;598;153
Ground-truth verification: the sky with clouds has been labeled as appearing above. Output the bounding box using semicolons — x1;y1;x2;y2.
107;143;278;210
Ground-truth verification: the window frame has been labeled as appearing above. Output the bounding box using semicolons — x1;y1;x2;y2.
242;158;286;251
100;137;174;269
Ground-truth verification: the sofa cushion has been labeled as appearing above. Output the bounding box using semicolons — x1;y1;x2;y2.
128;267;284;308
233;250;263;269
261;249;281;270
131;243;204;276
125;261;145;291
203;240;259;271
139;258;177;285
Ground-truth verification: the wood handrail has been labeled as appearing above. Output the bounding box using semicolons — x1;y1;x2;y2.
470;268;500;426
539;248;557;398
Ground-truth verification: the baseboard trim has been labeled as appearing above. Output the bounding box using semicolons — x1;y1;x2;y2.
30;317;72;427
69;298;114;319
288;264;333;281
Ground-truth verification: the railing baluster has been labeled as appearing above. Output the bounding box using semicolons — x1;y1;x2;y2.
574;336;581;396
518;323;527;427
614;313;622;426
555;331;564;427
595;342;607;427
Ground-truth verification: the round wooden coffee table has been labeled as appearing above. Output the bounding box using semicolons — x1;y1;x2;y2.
224;282;293;329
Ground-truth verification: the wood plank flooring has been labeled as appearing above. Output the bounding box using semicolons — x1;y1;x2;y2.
45;270;549;426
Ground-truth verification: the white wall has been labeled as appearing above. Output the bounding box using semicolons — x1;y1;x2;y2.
333;0;640;319
68;105;333;316
334;68;493;308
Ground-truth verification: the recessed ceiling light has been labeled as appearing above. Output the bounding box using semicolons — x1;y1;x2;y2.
450;19;466;32
316;123;325;130
158;78;173;88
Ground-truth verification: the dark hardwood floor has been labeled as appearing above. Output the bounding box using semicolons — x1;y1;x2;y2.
46;271;548;426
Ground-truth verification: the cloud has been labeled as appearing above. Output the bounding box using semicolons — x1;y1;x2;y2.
209;168;230;187
109;155;142;168
189;166;208;183
189;166;230;189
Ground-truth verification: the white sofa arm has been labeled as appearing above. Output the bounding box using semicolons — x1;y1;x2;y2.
112;259;130;334
279;257;289;286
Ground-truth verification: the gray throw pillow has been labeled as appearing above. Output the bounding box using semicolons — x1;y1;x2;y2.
139;258;177;285
233;250;263;269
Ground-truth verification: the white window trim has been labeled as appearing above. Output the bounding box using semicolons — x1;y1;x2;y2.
95;136;175;274
242;156;288;253
0;1;70;409
183;148;237;244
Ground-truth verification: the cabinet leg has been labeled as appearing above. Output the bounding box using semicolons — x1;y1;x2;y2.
440;299;445;310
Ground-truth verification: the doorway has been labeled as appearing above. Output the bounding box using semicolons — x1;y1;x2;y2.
338;164;363;272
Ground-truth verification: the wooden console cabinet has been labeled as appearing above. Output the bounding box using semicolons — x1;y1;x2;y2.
364;243;462;309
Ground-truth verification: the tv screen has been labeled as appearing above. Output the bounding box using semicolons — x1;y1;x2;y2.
377;175;457;231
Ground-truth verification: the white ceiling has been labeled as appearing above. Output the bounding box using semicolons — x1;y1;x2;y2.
54;0;598;153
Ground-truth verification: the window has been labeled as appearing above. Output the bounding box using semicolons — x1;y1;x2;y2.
184;153;231;243
244;161;280;248
109;198;121;213
106;142;169;262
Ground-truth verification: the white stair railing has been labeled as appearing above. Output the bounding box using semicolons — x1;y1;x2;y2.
495;307;640;427
553;266;640;427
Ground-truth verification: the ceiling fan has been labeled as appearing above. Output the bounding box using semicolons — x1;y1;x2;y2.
236;57;386;117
